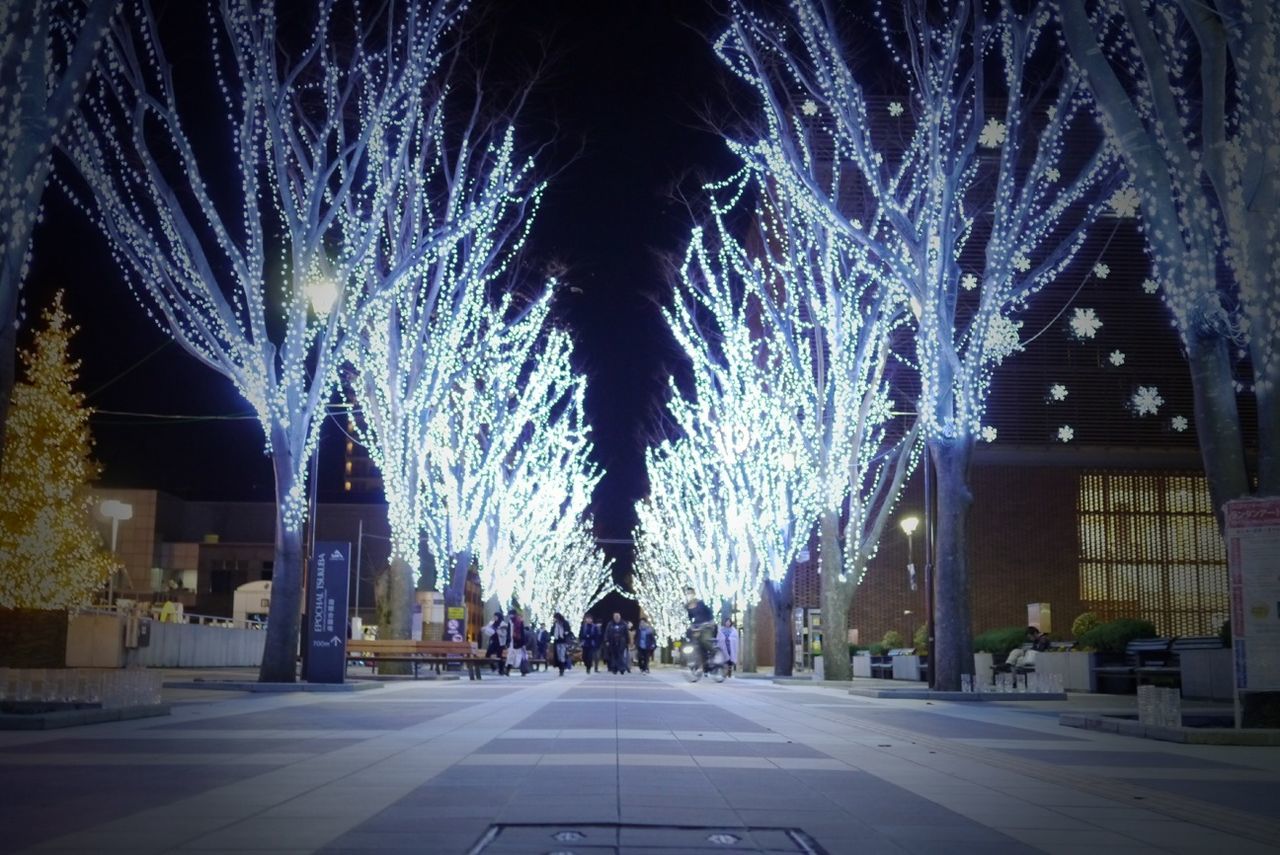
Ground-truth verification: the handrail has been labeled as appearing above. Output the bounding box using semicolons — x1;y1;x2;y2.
77;604;267;629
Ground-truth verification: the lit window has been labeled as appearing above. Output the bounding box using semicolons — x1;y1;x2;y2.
1078;472;1227;636
344;481;352;492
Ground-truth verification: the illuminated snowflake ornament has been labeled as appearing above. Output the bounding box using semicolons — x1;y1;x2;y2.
961;273;978;291
1069;308;1103;339
1057;425;1074;443
1141;279;1159;295
981;425;997;443
1131;386;1165;416
979;118;1007;148
1049;384;1068;401
888;101;904;117
1092;263;1110;280
1108;187;1140;218
1171;415;1189;432
800;99;819;117
1109;349;1126;367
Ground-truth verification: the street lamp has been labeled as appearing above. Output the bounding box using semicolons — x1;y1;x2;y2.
899;515;919;591
306;277;339;316
99;499;133;605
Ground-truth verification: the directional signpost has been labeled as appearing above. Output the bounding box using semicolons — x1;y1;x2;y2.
306;541;351;684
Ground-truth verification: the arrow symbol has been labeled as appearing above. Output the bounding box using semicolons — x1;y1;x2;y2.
330;635;342;646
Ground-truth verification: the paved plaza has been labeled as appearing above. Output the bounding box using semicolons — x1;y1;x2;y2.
2;669;1279;854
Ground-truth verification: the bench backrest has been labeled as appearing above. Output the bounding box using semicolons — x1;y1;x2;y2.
1124;638;1172;664
1170;636;1224;652
349;639;474;655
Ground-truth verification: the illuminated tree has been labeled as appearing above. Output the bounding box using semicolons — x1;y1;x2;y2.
0;292;116;608
415;311;592;614
1060;1;1280;513
657;163;917;680
60;0;472;681
0;0;114;467
718;0;1119;687
345;111;551;641
516;522;613;627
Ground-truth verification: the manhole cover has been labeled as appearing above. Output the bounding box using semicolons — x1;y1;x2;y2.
467;823;829;854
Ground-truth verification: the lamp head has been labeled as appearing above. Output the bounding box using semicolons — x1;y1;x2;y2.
100;499;134;522
306;277;339;316
899;515;919;536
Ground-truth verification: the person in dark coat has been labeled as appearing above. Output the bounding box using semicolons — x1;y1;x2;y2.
578;614;602;673
485;611;510;675
635;618;658;673
604;612;630;674
536;624;550;665
508;609;528;676
551;613;574;676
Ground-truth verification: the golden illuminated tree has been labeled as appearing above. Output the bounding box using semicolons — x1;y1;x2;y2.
0;292;115;608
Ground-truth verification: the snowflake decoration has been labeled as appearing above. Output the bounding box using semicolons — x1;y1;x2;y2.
1046;105;1058;122
1109;349;1126;367
1142;278;1159;294
979;118;1007;148
1108;187;1140;218
1069;307;1102;339
1171;415;1189;432
1049;383;1068;401
1045;166;1060;182
888;101;904;117
1093;263;1110;279
983;315;1024;364
1132;386;1164;417
981;425;997;443
1057;425;1074;443
800;99;818;117
961;273;978;291
1012;253;1031;272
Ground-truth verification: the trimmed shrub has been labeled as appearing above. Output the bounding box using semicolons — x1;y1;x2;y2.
881;630;905;649
1071;611;1101;640
913;623;928;650
973;626;1027;658
868;642;888;656
1078;618;1157;655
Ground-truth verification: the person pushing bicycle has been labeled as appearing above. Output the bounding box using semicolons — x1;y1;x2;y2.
684;586;718;669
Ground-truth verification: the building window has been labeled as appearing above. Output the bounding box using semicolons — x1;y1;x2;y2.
1078;471;1228;636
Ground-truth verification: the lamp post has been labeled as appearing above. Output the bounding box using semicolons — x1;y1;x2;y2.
99;499;133;605
899;515;919;591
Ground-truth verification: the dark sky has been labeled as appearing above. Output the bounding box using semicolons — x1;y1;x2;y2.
25;1;738;551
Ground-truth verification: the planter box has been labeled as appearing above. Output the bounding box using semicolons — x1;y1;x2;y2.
1180;648;1232;701
852;653;872;678
1034;651;1097;693
972;652;994;685
892;655;924;681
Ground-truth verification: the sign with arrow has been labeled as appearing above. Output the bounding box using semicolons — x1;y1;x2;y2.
305;541;351;684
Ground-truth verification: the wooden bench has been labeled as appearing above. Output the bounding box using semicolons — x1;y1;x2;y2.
345;639;487;680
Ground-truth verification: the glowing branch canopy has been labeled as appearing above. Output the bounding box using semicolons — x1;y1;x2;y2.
1059;0;1280;498
718;0;1120;442
60;0;472;681
515;522;613;626
0;0;114;459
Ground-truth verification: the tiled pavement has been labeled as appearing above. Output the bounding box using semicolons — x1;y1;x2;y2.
1;670;1278;854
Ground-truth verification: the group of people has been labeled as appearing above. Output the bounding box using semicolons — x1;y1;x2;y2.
576;612;660;674
479;588;741;678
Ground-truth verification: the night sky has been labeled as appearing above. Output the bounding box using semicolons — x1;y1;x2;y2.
24;1;742;557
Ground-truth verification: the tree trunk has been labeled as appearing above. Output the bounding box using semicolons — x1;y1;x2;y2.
1186;334;1250;529
444;551;471;607
764;574;794;677
1253;365;1280;497
930;435;974;692
258;446;303;683
818;508;854;681
0;242;24;470
740;602;757;673
377;555;416;675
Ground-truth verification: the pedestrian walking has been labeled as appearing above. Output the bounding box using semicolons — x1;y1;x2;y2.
579;614;602;673
486;611;510;675
635;618;657;673
604;612;630;674
551;613;574;676
536;623;550;666
717;618;739;678
507;609;529;676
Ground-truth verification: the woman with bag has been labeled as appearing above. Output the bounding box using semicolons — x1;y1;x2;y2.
485;611;509;675
506;609;529;676
551;613;574;676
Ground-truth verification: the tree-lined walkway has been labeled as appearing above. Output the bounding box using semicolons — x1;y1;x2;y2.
2;672;1278;853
